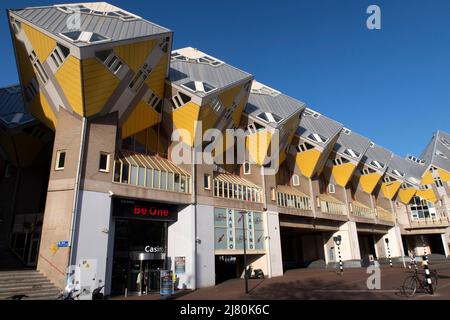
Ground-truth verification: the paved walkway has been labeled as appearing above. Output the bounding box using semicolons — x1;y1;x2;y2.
179;263;450;300
115;261;450;300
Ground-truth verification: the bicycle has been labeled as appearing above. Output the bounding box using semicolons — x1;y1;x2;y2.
402;268;438;297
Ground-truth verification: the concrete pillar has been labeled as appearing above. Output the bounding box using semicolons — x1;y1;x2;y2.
265;211;283;277
441;233;450;258
331;221;361;261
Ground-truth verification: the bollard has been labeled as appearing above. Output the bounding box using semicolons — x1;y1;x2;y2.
333;235;343;274
385;238;392;268
422;257;434;294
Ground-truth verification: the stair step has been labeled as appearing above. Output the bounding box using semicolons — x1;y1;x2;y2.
0;280;51;289
0;284;57;294
0;275;47;282
0;288;61;300
0;273;46;280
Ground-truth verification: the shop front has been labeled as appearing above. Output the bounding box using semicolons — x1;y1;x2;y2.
110;198;178;296
213;207;266;284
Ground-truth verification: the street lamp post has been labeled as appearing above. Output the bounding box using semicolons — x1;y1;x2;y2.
239;211;249;294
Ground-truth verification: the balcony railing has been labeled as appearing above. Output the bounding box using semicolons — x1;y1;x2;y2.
276;186;312;211
113;151;191;194
376;207;394;222
409;217;449;227
350;202;375;219
318;195;347;216
213;173;263;203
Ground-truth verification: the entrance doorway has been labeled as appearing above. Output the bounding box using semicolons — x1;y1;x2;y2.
358;234;377;259
215;255;239;284
111;218;167;296
280;227;326;270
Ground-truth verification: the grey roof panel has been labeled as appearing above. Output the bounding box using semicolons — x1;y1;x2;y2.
0;85;34;128
11;4;171;47
420;130;450;172
169;59;253;97
334;130;371;160
361;143;393;172
297;110;343;147
245;90;305;128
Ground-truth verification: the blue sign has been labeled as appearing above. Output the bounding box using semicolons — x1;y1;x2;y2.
57;241;70;248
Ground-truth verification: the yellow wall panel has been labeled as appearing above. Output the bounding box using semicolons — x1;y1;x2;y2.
219;84;243;108
82;58;120;117
28;92;57;130
14;37;35;86
416;189;437;203
295;148;321;178
172;101;200;147
55;56;83;116
121;100;160;139
246;130;272;166
359;172;382;194
145;55;168;98
331;162;356;187
114;39;156;73
199;104;217;134
232;93;248;127
398;188;417;204
381;181;401;200
22;23;56;63
421;171;434;185
437;168;450;182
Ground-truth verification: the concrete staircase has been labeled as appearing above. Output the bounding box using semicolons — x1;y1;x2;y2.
0;270;61;300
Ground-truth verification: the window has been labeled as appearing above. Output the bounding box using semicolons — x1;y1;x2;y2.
170;91;191;110
409;196;436;220
50;43;70;69
392;169;405;178
360;167;376;175
24;82;38;102
342;128;351;135
204;174;211;190
60;31;109;44
146;92;162;113
332;157;350;166
182;81;216;94
434;177;444;188
55;151;66;170
29;51;48;84
171;51;224;67
370;160;385;169
383;176;393;183
429;166;437;173
243;161;251;175
251;85;280;97
256;112;283;124
328;184;336;194
307;133;328;144
99;152;110;173
271;188;276;201
369;142;375;148
344;148;360;159
407;155;425;165
292;174;300;186
303;108;320;118
297;142;315;153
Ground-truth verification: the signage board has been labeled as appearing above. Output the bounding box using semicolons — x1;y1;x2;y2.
57;241;70;248
175;257;186;274
160;270;174;295
113;198;178;222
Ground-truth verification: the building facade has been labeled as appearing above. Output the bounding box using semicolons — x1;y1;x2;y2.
1;2;449;297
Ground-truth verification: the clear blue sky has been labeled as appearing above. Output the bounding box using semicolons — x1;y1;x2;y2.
1;0;449;157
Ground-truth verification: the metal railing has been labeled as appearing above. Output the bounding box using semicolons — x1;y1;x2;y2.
319;199;347;216
277;192;312;211
376;207;394;222
350;203;375;219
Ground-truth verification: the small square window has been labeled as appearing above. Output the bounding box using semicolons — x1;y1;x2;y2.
204;174;211;190
99;152;110;173
328;184;336;194
243;162;251;175
292;174;300;186
55;151;66;170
